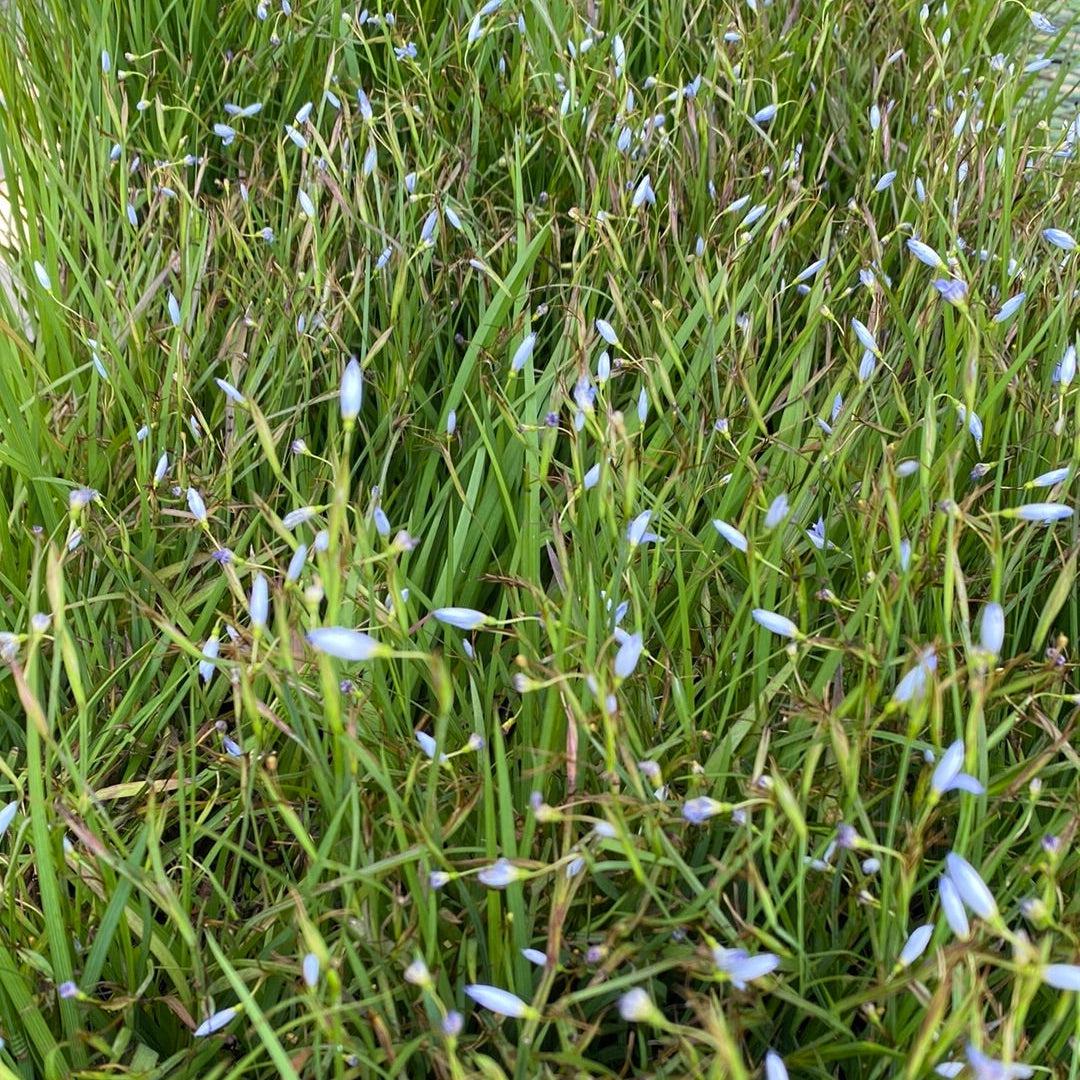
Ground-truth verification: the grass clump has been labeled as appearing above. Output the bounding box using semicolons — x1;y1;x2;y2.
1;0;1079;1076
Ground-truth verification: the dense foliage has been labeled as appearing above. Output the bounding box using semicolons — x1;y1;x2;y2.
1;0;1079;1076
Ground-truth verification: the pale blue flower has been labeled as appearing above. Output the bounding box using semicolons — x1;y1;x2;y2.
283;507;316;530
1015;502;1072;522
852;318;879;354
979;602;1004;656
1054;345;1076;387
935;1063;964;1078
213;375;244;401
874;170;897;192
186;487;208;523
573;374;596;413
764;493;789;530
307;627;388;660
340;358;363;421
712;947;780;989
248;573;269;630
893;648;936;703
433;607;488;630
415;730;447;761
198;637;219;684
637;760;661;784
404;957;431;986
417;209;440;247
764;1050;788;1080
626;510;654;546
30;259;54;293
465;983;532;1017
993;292;1026;323
194;1006;238;1037
595;318;618;345
1030;467;1069;488
907;238;945;268
742;203;768;227
0;801;18;842
478;858;523;888
612;32;625;71
614;632;644;678
617;987;660;1022
1043;228;1076;251
631;174;655;208
225;101;263;118
945;852;997;920
938;874;970;938
751;609;800;639
964;1043;1032;1079
1043;964;1080;991
898;924;933;966
286;544;308;582
682;796;724;824
794;257;825;282
713;519;748;552
931;740;983;796
933;278;968;305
